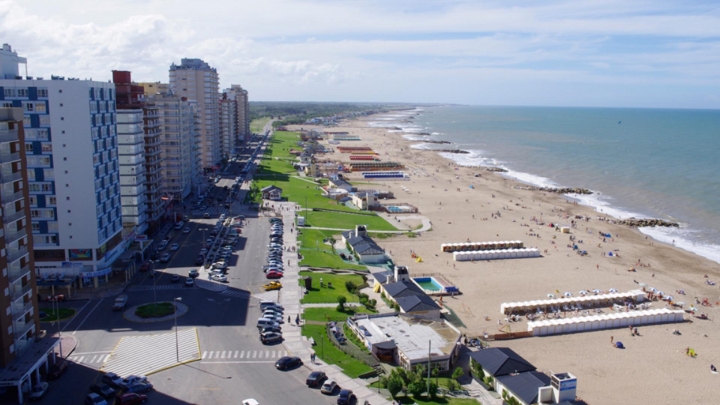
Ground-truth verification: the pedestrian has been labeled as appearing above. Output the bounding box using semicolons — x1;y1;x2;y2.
610;336;614;345
288;315;291;325
295;314;300;325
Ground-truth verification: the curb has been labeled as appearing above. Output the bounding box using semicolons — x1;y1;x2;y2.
122;302;189;323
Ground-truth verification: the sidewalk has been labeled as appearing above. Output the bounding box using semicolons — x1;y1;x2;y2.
275;201;394;405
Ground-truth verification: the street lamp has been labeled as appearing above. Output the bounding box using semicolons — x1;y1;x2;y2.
174;297;182;362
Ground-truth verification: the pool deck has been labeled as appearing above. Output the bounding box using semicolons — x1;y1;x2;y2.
412;275;456;295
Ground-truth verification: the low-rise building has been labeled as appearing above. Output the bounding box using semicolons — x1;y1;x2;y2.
329;177;353;191
348;313;461;371
351;191;379;210
261;185;282;201
381;280;442;318
341;225;387;263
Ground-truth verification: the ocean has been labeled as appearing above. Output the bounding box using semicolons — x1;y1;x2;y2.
368;105;720;264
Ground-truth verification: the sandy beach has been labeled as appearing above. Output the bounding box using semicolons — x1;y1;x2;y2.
287;115;720;405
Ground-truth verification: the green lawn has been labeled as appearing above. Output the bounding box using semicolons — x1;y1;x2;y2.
304;210;398;231
250;117;271;133
135;302;175;318
39;307;76;321
302;324;373;378
299;270;365;303
298;229;367;270
302;307;374;322
394;396;479;405
256;131;301;175
253;176;358;212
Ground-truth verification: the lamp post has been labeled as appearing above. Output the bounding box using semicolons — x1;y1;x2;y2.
174;297;182;362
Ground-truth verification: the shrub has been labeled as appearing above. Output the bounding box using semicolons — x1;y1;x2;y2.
452;367;464;380
387;375;403;397
471;359;485;379
407;381;425;397
337;295;347;312
446;379;460;391
428;380;439;399
345;280;357;294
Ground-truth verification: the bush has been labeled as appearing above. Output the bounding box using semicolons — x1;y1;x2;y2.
471;359;485;379
387;375;403;397
407;381;425;397
446;379;460;392
452;367;464;380
345;280;357;294
337;295;347;312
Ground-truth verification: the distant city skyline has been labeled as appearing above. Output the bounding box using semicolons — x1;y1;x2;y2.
1;0;719;109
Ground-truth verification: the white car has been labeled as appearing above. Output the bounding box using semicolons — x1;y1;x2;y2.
29;382;49;399
212;262;228;270
211;274;228;283
182;227;190;234
242;400;259;405
158;240;169;250
121;375;148;387
159;253;171;263
170;243;180;251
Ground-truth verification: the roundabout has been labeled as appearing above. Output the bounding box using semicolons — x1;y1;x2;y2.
123;301;189;323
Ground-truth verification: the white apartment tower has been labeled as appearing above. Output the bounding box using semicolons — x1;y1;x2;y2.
228;85;250;142
153;92;201;202
116;109;147;234
169;59;220;170
219;93;237;159
0;46;124;281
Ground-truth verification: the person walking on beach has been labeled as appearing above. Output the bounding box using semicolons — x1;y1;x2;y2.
611;336;614;345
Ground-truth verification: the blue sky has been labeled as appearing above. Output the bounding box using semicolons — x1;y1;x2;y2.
1;0;719;108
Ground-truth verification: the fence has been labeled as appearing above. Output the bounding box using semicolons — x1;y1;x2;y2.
327;322;380;370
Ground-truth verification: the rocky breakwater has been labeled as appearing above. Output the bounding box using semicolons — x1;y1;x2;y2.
428;149;470;154
514;186;593;195
617;218;679;228
420;140;452;144
485;167;508;173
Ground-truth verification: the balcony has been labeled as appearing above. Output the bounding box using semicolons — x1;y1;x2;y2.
144;137;162;147
3;207;26;224
11;282;32;300
1;189;24;204
13;320;35;340
0;170;22;184
7;245;28;263
8;264;30;283
0;150;21;162
4;227;26;244
12;300;34;318
146;148;161;157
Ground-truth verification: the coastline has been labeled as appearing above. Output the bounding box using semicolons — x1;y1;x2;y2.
287;111;720;405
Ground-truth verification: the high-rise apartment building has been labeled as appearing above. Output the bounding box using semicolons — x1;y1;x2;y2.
137;82;169;97
152;93;201;202
113;71;165;235
0;46;124;283
0;107;58;403
219;93;237;159
169;59;220;170
228;85;250;143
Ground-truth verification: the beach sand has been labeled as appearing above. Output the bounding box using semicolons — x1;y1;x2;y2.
287;117;720;405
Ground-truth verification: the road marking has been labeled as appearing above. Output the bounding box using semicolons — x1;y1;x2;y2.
72;351;112;355
77;356;85;363
265;350;270;358
252;351;257;359
221;351;226;359
72;298;104;335
90;355;98;363
202;351;207;359
239;351;244;359
233;351;238;358
104;354;111;362
201;361;275;364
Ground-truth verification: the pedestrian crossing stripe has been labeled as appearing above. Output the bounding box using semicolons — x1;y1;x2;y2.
128;285;184;292
200;350;288;360
69;354;112;364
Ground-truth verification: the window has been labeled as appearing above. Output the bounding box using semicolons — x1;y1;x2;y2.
31;223;39;232
24;103;34;112
39;115;50;126
41;183;52;192
43;169;54;180
17;88;28;97
47;196;56;205
41;143;52;153
37;88;48;98
47;222;58;232
28;183;41;193
28;195;37;206
2;102;11;108
4;88;15;97
26;169;35;181
30;210;40;218
25;143;33;152
35;103;46;113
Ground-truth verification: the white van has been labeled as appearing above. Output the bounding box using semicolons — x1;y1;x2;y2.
257;318;280;329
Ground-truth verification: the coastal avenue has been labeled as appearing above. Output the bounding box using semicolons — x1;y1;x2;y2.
35;123;327;405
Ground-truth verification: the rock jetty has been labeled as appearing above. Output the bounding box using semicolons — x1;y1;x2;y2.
617;218;679;228
429;149;470;154
514;186;593;195
420;140;452;144
486;167;508;173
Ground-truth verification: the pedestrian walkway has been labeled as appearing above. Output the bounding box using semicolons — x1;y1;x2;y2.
101;328;200;377
194;278;229;292
191;206;229;217
68;351;112;368
219;289;252;300
200;349;288;361
128;284;184;292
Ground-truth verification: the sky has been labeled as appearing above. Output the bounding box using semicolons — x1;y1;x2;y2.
1;0;719;108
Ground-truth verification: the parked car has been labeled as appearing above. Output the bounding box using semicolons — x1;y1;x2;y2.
337;389;356;405
211;274;228;283
320;379;337;395
120;375;147;388
139;261;152;272
185;278;194;287
275;356;302;370
260;331;283;344
182;227;191;234
263;281;282;291
29;381;49;400
123;382;153;394
306;371;327;387
101;372;124;388
90;383;116;399
204;213;210;218
159;253;171;263
171;274;180;282
260;301;284;311
157;240;169;250
261;325;283;334
195;255;205;265
47;359;69;380
84;393;108;405
117;393;148;405
170;243;180;251
112;295;128;311
266;271;283;279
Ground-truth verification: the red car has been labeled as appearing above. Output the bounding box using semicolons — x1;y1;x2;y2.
117;393;148;405
266;271;283;279
139;261;152;272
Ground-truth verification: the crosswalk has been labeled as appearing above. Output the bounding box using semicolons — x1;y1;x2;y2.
194;278;229;292
220;289;251;299
201;349;288;361
128;284;185;292
69;352;112;368
191;206;229;217
252;290;279;302
101;328;200;377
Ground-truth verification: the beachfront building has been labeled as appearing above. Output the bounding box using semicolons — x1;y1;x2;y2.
347;313;461;371
137;82;169;97
219;93;236;159
152;92;201;201
0;50;126;286
379;280;442;318
261;185;282;201
228;84;250;142
351;191;379;210
169;58;220;170
115;108;148;234
341;225;387;264
329;177;353;192
0;107;62;404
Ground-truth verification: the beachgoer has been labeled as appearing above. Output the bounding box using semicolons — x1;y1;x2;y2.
611;336;614;344
712;364;717;372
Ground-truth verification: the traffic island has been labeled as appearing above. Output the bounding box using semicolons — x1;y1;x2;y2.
123;301;189;323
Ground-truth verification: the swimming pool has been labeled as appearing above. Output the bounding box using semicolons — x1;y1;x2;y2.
413;277;444;292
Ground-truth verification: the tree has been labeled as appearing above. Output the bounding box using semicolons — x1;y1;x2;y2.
387;375;403;397
471;359;485;379
336;295;346;312
452;367;464;380
407;381;425;397
427;380;439;399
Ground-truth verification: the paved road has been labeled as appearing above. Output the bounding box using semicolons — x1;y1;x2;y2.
35;128;339;405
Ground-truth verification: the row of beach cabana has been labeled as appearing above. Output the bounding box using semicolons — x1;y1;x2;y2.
362;171;406;178
453;248;540;262
527;308;684;336
500;290;647;315
441;241;524;253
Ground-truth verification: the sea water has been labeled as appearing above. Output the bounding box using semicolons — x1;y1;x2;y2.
369;106;720;264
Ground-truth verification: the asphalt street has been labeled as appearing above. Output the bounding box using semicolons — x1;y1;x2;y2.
31;125;340;405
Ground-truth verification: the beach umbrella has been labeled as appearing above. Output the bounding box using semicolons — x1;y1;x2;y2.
564;292;573;297
579;290;588;295
664;295;674;301
609;288;619;292
657;291;664;296
547;294;555;298
592;289;602;294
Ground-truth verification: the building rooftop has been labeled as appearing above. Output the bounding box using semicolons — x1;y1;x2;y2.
354;315;459;362
383;281;426;298
496;371;551;405
395;294;441;313
468;347;537;377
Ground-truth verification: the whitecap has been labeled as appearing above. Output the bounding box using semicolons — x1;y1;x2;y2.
639;227;720;265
